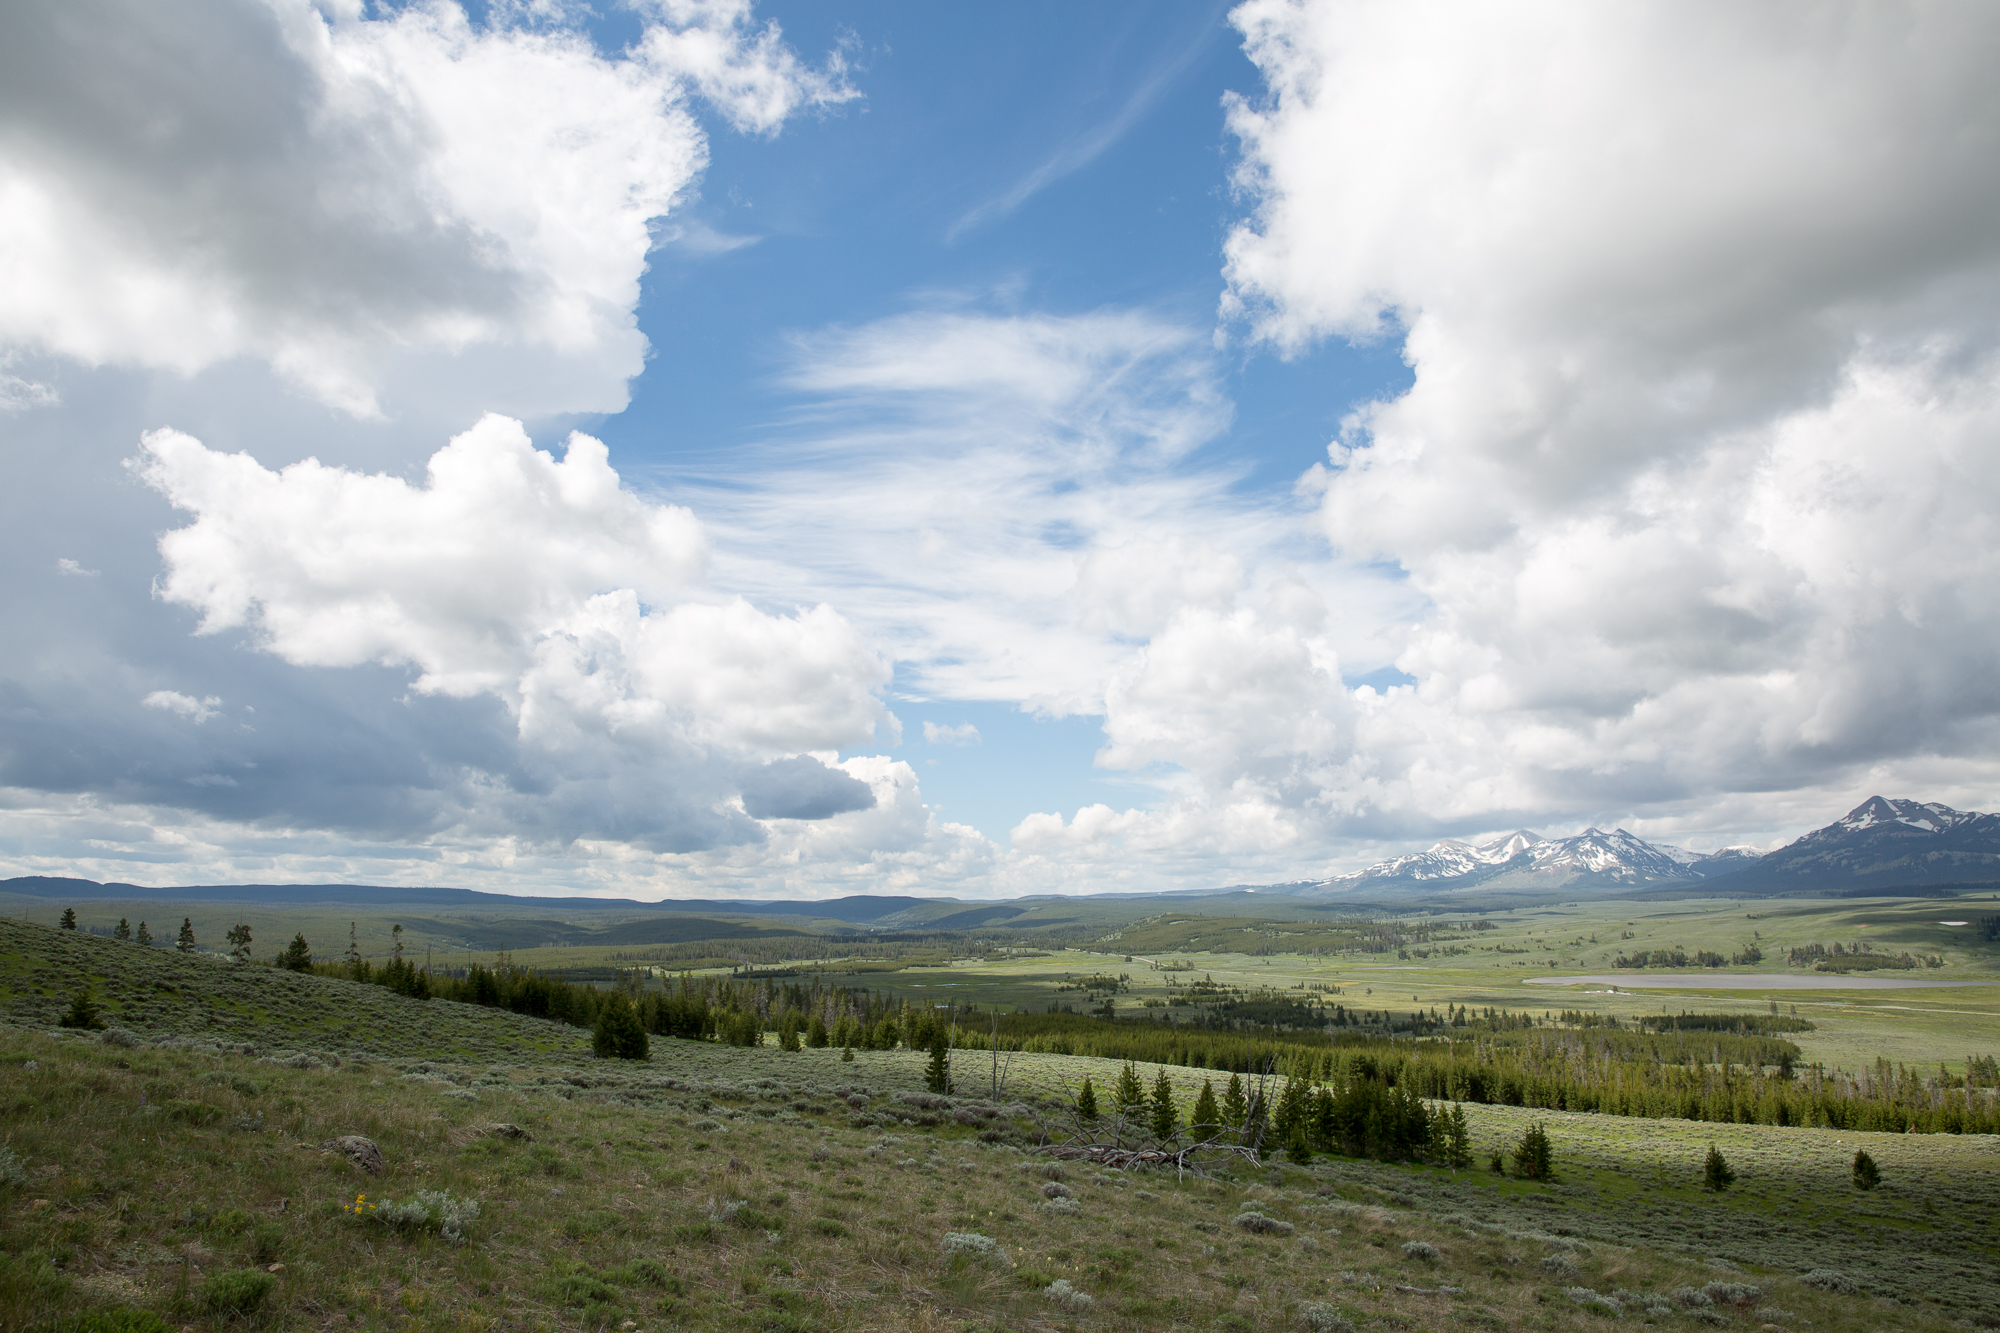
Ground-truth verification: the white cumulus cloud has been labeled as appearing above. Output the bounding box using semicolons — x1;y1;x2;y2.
131;414;896;853
1214;0;2000;838
0;0;851;418
923;721;981;747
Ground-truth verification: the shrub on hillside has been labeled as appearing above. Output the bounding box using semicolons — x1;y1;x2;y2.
1798;1268;1858;1293
198;1268;274;1316
1298;1302;1354;1333
940;1231;1007;1263
1851;1148;1880;1190
1042;1279;1092;1312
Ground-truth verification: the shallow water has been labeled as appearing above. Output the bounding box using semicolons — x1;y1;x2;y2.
1524;972;1991;989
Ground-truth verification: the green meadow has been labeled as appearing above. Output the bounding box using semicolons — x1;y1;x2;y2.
3;888;1998;1331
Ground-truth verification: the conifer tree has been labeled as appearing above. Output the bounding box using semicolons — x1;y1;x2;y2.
58;908;76;930
1273;1075;1310;1144
226;923;253;962
592;992;649;1060
113;918;131;941
778;1011;802;1051
1434;1102;1474;1169
1702;1143;1735;1191
136;921;151;947
59;985;104;1030
277;934;313;972
925;1030;953;1094
1512;1122;1554;1180
344;923;361;973
1190;1079;1220;1139
807;1013;829;1048
1113;1060;1146;1115
391;923;404;962
1076;1076;1099;1123
1221;1072;1248;1128
1852;1148;1880;1190
1285;1121;1314;1165
176;917;196;953
1149;1069;1179;1142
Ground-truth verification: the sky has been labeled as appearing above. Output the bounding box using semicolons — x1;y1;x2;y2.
4;0;2000;901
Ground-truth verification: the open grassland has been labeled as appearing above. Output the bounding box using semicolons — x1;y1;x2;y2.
5;1029;1996;1333
3;919;1999;1332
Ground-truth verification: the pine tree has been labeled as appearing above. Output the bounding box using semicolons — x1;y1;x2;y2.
1113;1060;1146;1115
1703;1143;1735;1191
592;992;649;1060
176;917;196;953
59;986;104;1030
59;908;76;930
1434;1102;1473;1169
1221;1073;1248;1128
807;1013;829;1049
113;918;131;941
136;921;151;947
925;1030;953;1094
1512;1122;1554;1180
1852;1148;1880;1190
1190;1079;1220;1139
1285;1121;1314;1165
1273;1075;1309;1145
277;934;313;972
1076;1076;1100;1122
226;923;253;963
840;1045;855;1063
391;924;404;962
778;1011;802;1052
1149;1069;1179;1142
344;923;361;973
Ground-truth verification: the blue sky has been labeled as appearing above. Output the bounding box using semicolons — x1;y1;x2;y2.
3;1;1998;898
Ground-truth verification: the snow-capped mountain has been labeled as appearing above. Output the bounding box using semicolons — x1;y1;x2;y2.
1289;825;1738;900
1281;796;2000;903
1704;796;2000;893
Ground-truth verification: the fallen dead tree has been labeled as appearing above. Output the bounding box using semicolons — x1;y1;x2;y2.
1036;1138;1263;1178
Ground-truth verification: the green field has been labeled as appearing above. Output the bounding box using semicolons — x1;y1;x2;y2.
3;899;1999;1332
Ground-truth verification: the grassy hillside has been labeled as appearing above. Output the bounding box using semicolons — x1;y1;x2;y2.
3;919;1997;1332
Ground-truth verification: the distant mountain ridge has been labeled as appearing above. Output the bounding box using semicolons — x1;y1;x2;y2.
1282;796;2000;902
6;796;1997;914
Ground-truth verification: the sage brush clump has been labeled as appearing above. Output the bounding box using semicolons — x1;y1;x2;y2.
1042;1279;1092;1312
368;1189;482;1244
1298;1302;1354;1333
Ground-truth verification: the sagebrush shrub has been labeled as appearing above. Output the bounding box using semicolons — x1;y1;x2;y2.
940;1231;1007;1263
1043;1278;1092;1312
1401;1240;1439;1261
1297;1301;1354;1333
1798;1268;1858;1293
1562;1286;1622;1314
0;1146;27;1188
1541;1252;1580;1277
1234;1211;1295;1236
1699;1281;1761;1307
